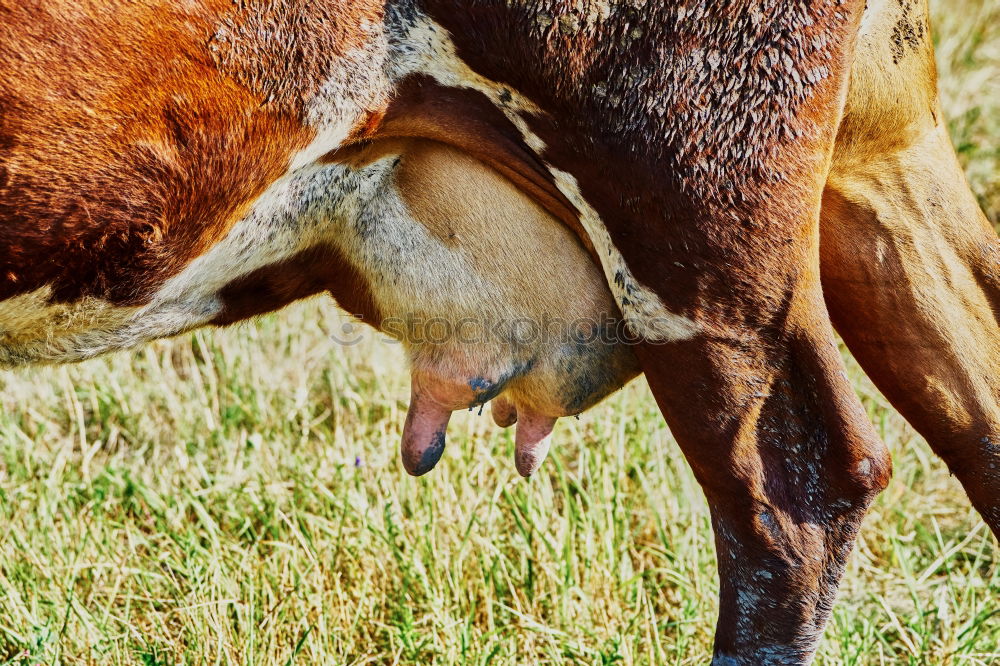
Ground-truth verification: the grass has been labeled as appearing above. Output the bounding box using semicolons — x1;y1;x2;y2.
935;0;1000;228
0;2;998;664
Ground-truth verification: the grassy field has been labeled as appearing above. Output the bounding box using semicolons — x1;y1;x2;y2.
936;0;1000;229
1;3;999;665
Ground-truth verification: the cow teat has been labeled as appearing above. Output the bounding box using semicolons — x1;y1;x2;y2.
400;375;452;476
491;396;518;428
512;409;557;478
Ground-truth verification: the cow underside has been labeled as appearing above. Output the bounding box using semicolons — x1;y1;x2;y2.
0;1;997;665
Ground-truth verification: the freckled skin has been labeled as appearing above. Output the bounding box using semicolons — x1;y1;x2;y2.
409;430;447;477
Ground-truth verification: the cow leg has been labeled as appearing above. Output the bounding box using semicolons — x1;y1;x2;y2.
819;0;1000;534
621;153;891;660
822;123;1000;534
636;284;891;663
615;44;890;654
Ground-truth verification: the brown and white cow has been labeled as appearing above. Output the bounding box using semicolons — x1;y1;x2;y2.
0;0;997;663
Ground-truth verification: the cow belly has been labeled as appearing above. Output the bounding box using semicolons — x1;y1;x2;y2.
0;158;388;366
0;142;639;429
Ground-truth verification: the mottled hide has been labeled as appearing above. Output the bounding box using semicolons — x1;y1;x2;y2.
0;1;996;664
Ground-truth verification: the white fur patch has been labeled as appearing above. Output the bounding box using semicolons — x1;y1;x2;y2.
0;286;215;366
388;15;548;154
859;0;889;37
549;169;700;342
292;32;392;170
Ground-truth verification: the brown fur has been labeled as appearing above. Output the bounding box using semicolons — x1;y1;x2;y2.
212;244;381;327
0;0;315;304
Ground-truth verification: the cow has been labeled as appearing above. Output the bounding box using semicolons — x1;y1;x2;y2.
0;1;996;664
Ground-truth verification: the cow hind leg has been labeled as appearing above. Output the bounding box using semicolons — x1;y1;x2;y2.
822;123;1000;534
620;139;891;658
822;0;1000;532
638;292;892;662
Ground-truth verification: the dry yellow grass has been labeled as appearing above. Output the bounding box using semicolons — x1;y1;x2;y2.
934;0;1000;227
0;2;998;665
